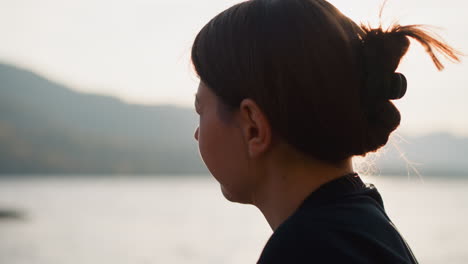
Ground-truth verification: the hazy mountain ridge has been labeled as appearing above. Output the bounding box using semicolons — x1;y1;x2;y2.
0;62;466;176
374;133;468;176
0;63;207;174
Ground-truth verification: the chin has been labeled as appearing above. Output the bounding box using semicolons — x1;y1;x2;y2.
220;184;252;204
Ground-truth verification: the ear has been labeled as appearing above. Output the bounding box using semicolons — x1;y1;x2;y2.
237;98;272;158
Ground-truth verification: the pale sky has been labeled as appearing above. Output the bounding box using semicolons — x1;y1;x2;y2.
0;0;467;136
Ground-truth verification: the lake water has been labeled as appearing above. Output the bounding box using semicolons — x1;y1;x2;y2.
0;175;467;264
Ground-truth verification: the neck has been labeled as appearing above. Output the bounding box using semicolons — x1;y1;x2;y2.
252;152;354;231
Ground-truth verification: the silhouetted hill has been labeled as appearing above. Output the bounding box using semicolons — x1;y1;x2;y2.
0;62;466;176
0;63;207;174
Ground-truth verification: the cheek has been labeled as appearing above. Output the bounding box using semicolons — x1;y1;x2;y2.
198;115;235;177
197;115;220;168
197;115;254;203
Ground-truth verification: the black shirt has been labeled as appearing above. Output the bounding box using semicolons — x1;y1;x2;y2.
257;173;418;264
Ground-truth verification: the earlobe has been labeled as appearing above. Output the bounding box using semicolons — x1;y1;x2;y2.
239;99;272;158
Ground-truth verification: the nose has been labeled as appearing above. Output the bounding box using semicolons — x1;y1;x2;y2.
194;127;199;141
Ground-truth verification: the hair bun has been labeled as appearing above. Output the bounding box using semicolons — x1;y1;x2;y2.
388;73;407;100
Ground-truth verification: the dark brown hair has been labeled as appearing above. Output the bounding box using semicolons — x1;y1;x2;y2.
191;0;460;163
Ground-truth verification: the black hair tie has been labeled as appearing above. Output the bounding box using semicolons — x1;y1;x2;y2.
388;72;407;100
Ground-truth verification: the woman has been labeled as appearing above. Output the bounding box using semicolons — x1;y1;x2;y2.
191;0;460;263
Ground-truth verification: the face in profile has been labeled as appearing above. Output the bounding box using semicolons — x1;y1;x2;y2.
194;82;257;204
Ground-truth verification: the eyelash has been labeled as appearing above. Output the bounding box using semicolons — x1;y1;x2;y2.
194;100;201;115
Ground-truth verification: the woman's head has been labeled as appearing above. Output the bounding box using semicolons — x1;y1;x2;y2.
192;0;460;200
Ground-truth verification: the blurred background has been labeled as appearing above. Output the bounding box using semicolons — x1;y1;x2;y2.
0;0;467;263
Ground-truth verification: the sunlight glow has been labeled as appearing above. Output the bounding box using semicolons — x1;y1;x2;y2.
0;0;466;135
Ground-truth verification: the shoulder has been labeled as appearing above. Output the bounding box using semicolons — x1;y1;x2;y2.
258;220;349;263
257;195;415;264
